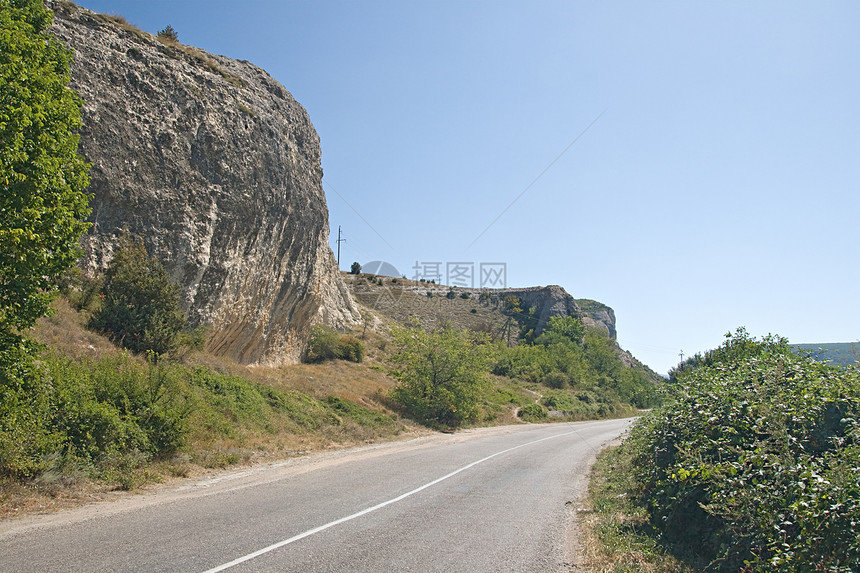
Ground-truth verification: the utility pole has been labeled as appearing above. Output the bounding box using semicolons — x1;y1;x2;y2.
336;225;346;269
679;350;685;363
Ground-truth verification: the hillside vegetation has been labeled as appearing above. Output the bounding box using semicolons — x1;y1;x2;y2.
1;0;660;515
2;259;660;512
791;342;858;367
584;329;860;572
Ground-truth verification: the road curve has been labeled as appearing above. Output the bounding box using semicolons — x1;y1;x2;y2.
0;418;633;572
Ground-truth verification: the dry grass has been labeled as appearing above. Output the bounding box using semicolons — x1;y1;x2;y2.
33;297;120;360
344;273;508;337
0;475;117;520
2;298;428;518
577;445;695;573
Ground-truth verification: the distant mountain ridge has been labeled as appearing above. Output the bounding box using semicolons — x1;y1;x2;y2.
791;342;858;367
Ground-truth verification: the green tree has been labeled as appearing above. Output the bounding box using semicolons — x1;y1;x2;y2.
156;24;178;42
89;237;186;356
349;261;361;274
0;0;91;369
583;327;622;380
303;324;364;363
535;315;586;347
389;322;490;427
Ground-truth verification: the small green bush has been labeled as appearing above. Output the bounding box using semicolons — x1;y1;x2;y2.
89;236;186;357
325;396;393;429
517;403;546;420
156;25;178;42
543;370;568;389
303;325;364;363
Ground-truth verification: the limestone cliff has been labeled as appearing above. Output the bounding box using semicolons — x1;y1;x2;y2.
491;286;617;339
49;2;360;365
346;277;616;341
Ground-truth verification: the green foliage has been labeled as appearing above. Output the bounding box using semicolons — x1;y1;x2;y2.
350;261;361;274
584;445;696;572
624;329;860;572
543;370;568;389
792;342;859;367
541;390;579;411
49;354;188;461
303;324;364;363
517;402;546;421
668;327;789;383
0;342;398;481
325;396;394;430
389;322;490;427
0;351;188;478
156;24;178;42
0;0;91;368
492;318;660;411
535;315;585;346
89;237;187;356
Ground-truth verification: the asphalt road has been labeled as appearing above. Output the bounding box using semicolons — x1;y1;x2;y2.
0;418;633;572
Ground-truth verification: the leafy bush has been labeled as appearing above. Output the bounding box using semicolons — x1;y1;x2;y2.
625;329;860;571
350;262;361;274
543;370;568;389
89;236;186;357
156;25;178;42
541;390;579;411
326;396;394;429
1;0;91;384
303;325;364;363
491;318;659;410
517;403;546;420
389;322;490;427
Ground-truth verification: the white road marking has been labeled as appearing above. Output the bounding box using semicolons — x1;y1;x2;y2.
200;429;580;572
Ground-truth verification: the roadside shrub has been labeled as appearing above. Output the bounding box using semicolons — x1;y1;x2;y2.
325;396;393;429
625;330;860;572
89;236;186;357
303;325;364;363
544;370;568;389
389;322;490;428
517;403;546;420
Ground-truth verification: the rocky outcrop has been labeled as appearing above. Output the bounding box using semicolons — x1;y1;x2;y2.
489;286;616;339
49;2;359;365
356;279;617;340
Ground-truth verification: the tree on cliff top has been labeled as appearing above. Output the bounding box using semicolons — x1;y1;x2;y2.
0;0;91;372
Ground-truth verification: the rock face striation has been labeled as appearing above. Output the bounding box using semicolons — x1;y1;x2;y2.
486;286;616;339
49;2;359;365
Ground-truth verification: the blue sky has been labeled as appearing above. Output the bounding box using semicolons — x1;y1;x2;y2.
72;1;859;374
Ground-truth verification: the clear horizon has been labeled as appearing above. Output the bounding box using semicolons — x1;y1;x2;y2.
72;0;860;374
